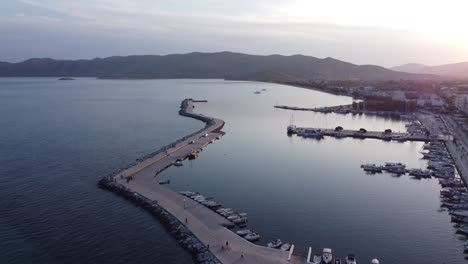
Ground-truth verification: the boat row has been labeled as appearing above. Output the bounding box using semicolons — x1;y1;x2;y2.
179;191;248;227
306;247;380;264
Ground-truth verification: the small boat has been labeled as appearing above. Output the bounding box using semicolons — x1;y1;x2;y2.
232;217;248;225
287;124;297;134
372;258;380;264
262;88;267;91
408;169;431;178
456;227;468;235
280;243;291;251
312;254;322;264
244;232;260;241
345;254;357;264
334;258;342;264
323;248;333;264
464;242;468;252
361;164;383;173
267;239;282;248
174;161;183;167
235;229;251;237
158;179;170;185
254;91;261;94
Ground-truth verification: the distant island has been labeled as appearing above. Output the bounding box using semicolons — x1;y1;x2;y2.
0;51;443;81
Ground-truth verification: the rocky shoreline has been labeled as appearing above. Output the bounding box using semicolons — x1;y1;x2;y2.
98;99;222;264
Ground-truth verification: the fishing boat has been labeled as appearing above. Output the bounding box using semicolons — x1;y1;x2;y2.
323;248;333;264
244;232;260;242
345;254;357;264
235;229;251;237
287;124;297;134
280;243;291;251
267;239;282;248
158;179;170;184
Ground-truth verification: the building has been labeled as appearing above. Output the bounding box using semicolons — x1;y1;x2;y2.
391;90;407;101
455;94;468;114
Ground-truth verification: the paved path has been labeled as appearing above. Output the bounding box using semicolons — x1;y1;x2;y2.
112;99;301;264
417;114;468;182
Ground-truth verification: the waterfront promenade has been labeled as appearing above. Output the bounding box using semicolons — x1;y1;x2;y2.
108;99;300;264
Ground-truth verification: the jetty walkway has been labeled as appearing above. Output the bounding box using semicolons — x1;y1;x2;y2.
102;99;300;264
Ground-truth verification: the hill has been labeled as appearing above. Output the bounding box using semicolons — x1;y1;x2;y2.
0;52;436;81
391;62;468;78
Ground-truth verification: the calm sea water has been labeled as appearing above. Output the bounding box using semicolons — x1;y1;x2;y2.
0;78;464;264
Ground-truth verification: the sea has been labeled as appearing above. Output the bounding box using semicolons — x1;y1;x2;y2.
0;78;465;264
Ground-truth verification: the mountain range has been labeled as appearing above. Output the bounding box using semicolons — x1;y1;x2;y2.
391;62;468;78
0;51;443;81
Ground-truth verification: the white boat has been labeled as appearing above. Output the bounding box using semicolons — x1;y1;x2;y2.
371;258;380;264
361;164;383;173
312;254;322;264
322;248;333;264
384;162;406;169
280;243;291;251
244;232;260;241
235;229;251;237
267;239;282;248
174;161;183;167
345;254;357;264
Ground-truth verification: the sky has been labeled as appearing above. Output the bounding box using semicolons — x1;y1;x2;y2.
1;0;468;67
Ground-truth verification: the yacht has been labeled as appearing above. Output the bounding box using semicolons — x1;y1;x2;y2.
322;248;333;264
345;254;357;264
267;239;282;248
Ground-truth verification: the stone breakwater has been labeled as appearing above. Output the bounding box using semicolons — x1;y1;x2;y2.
98;178;220;264
98;98;222;264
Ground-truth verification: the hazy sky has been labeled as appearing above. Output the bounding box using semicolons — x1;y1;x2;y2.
1;0;467;67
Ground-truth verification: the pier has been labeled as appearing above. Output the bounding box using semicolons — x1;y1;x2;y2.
290;127;434;142
100;99;300;264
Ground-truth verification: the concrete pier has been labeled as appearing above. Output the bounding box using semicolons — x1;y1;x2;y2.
101;99;300;264
291;127;434;142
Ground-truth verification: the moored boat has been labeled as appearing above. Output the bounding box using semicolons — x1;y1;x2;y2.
244;232;260;242
345;254;357;264
235;229;251;237
280;243;291;251
323;248;333;264
267;239;282;248
312;254;322;264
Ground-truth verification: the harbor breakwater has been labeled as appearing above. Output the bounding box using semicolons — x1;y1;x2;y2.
99;98;223;264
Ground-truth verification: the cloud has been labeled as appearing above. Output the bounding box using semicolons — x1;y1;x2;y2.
0;0;467;66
